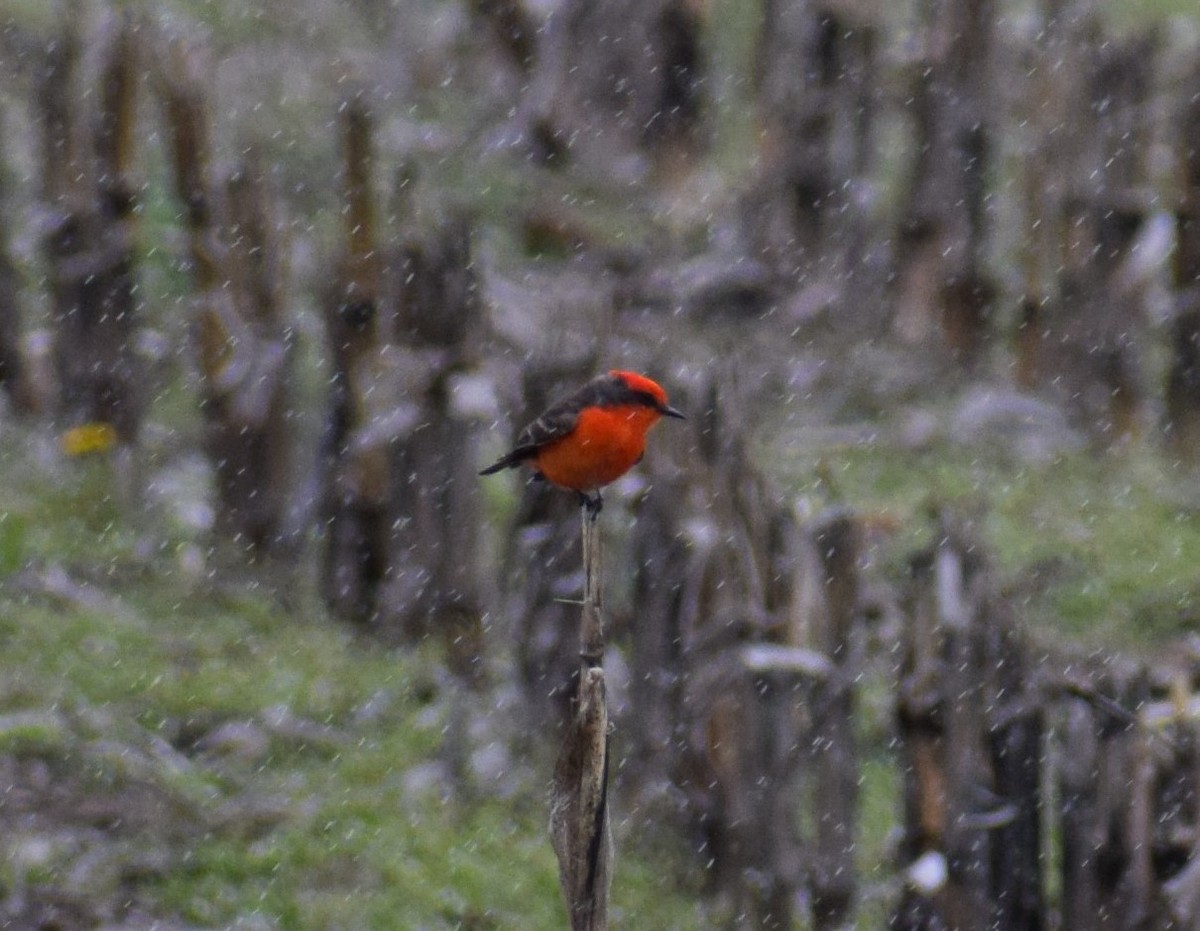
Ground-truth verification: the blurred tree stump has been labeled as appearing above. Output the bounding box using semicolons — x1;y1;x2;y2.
0;172;32;414
889;0;997;364
1057;664;1149;928
626;462;691;799
748;0;879;306
156;38;294;558
1049;659;1200;928
893;511;1044;931
1149;682;1200;926
1166;305;1200;466
1166;63;1200;464
890;513;1200;930
522;0;706;174
40;12;145;445
319;92;395;623
1016;9;1156;443
381;205;485;669
317;92;484;669
629;375;832;928
986;598;1044;930
469;0;537;75
808;510;861;930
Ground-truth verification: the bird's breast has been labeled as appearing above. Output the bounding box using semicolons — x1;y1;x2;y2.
533;405;658;492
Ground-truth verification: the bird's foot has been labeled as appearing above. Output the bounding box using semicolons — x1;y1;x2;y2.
577;491;603;520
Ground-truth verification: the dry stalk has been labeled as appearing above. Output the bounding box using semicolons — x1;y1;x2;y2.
549;507;613;930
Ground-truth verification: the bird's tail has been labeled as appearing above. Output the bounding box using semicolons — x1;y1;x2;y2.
479;451;523;476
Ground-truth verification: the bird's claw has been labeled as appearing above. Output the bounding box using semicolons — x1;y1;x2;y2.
578;491;604;520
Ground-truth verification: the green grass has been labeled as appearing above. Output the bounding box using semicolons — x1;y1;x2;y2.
7;389;1200;925
149;761;569;928
0;430;713;929
0;574;710;927
781;436;1200;653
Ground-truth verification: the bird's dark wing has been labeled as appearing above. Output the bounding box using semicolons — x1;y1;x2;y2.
517;372;642;446
479;373;632;475
515;397;583;448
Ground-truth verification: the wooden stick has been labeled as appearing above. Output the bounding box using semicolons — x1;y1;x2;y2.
549;505;613;930
580;507;604;664
810;511;860;930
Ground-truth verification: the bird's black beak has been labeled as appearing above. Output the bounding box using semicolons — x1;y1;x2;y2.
660;404;686;420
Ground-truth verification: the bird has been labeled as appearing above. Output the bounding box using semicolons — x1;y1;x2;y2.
479;370;685;516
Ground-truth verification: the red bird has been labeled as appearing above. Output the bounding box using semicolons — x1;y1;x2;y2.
480;370;685;514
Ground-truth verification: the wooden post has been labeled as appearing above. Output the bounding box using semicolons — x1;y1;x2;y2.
749;0;879;302
896;547;949;896
1056;663;1147;927
1095;669;1149;926
523;0;706;171
1165;306;1200;464
317;91;391;622
626;374;815;928
935;542;991;931
469;0;537;74
1016;5;1156;443
895;513;1034;930
549;507;612;930
626;464;691;797
1058;695;1100;929
1166;62;1200;464
809;510;860;930
1159;700;1200;925
890;0;997;362
382;206;484;661
0;171;31;414
985;603;1044;930
42;10;145;444
155;37;293;557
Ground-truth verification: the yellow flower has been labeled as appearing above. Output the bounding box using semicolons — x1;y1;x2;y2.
60;422;118;456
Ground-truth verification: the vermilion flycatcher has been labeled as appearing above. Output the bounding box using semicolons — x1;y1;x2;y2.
479;370;685;514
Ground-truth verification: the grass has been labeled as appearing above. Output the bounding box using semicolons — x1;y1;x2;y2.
778;432;1200;654
0;428;715;929
8;358;1200;925
10;399;1197;927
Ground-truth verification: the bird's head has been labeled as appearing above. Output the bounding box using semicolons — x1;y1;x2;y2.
610;370;686;420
